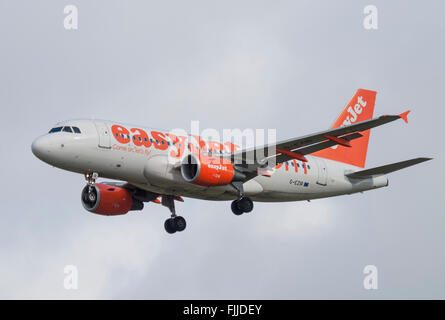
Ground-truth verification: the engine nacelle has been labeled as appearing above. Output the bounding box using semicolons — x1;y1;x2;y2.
81;183;143;216
181;154;243;186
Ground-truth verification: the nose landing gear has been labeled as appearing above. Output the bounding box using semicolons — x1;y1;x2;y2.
84;172;99;197
81;172;100;210
85;172;99;186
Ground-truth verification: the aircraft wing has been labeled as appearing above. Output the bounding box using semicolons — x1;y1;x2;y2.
100;181;185;205
226;111;410;170
100;181;130;188
100;181;160;202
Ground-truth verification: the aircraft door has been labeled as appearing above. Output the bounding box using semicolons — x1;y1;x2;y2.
94;121;111;149
315;157;328;186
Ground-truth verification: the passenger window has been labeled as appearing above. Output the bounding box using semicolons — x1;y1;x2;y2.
72;127;81;133
63;126;73;133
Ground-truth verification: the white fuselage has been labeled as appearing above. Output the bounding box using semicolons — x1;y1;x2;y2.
31;119;388;202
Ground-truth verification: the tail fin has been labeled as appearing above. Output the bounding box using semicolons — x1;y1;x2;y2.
313;89;377;168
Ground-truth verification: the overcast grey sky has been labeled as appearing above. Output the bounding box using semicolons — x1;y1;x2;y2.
0;0;443;299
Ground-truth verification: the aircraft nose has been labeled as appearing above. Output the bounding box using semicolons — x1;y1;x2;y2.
31;136;44;159
31;136;51;161
32;133;75;166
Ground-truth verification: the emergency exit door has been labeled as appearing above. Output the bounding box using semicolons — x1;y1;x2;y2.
315;157;327;186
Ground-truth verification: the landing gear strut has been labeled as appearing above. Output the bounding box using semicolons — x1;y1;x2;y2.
162;195;186;234
84;172;99;201
230;181;254;215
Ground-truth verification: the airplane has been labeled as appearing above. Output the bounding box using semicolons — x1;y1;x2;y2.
31;89;431;234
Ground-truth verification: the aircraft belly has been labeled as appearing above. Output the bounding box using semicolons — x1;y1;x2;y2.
128;155;387;202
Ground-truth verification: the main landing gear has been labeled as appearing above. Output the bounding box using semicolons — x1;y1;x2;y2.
164;216;186;234
230;181;254;215
162;195;186;234
231;197;254;215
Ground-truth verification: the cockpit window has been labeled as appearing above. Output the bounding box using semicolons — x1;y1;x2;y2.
48;127;63;133
48;126;81;134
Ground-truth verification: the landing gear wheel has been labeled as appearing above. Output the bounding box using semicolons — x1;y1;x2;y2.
173;216;186;232
231;197;254;215
164;216;187;234
88;191;96;202
238;197;254;213
164;218;177;234
231;200;244;215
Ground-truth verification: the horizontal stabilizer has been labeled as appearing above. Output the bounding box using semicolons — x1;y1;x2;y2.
346;157;432;179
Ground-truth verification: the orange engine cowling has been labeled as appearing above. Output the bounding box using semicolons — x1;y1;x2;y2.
181;154;239;186
81;183;143;216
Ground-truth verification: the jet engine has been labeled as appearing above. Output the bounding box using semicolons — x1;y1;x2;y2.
181;154;245;186
81;183;143;215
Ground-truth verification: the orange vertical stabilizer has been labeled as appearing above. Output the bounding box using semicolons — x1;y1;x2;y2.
312;89;377;168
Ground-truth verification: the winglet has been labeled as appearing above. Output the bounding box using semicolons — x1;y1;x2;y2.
399;110;410;123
